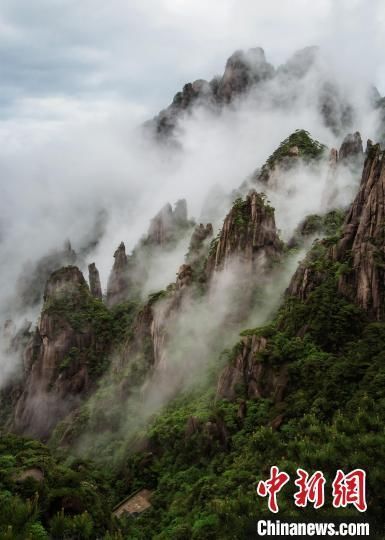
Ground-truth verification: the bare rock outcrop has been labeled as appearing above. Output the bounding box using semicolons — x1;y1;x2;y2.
149;79;214;138
288;140;385;321
88;262;102;300
184;415;229;449
106;200;193;306
333;141;385;319
338;131;364;163
12;266;103;439
148;48;274;138
318;81;354;136
321;132;363;209
106;242;130;307
216;335;287;402
43;264;86;302
145;199;189;247
206;191;283;276
286;244;328;301
216;48;274;103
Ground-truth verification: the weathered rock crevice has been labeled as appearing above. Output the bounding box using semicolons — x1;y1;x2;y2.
288;140;385;321
216;335;287;402
333;141;385;319
12;267;101;439
206;191;283;277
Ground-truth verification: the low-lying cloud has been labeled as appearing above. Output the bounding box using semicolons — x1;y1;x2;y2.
0;2;384;395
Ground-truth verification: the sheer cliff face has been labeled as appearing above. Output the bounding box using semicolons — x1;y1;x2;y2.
216;48;274;103
125;191;282;385
186;223;213;266
216;335;287;403
206;191;283;276
4;45;383;445
338;131;364;164
88;262;102;300
12;267;101;439
319;131;364;212
106;242;129;307
288;139;385;320
334;142;385;319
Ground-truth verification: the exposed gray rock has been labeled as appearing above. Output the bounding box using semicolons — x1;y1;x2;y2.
216;335;287;402
106;242;130;307
88;262;102;300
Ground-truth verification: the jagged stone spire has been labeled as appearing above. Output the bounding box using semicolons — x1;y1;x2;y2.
106;242;129;307
333;140;385;319
288;140;385;320
216;47;274;103
338;131;363;162
88;262;102;300
206;191;283;276
145;199;190;246
13;265;95;439
43;265;86;302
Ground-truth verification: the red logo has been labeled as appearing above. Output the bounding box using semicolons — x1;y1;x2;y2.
332;469;367;512
257;467;367;513
257;466;290;513
294;469;326;509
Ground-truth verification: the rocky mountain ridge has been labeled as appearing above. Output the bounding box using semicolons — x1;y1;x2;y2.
147;46;385;143
2;125;375;441
288;137;385;320
2;45;385;538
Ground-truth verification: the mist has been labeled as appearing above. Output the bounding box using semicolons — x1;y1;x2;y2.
0;6;383;410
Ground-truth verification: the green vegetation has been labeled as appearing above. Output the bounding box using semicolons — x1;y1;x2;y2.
109;237;384;537
2;228;384;538
231;193;274;231
231;197;250;230
0;435;114;539
148;290;169;305
208;230;221;257
298;209;346;239
44;289;138;379
2;160;385;536
259;129;327;182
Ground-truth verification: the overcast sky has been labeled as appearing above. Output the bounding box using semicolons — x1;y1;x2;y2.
0;0;384;129
1;0;385;388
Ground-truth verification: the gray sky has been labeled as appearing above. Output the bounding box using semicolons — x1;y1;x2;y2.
0;0;384;126
1;0;385;387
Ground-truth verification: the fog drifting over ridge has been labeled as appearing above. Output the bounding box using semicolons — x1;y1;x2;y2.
0;0;384;394
0;42;382;322
0;0;384;116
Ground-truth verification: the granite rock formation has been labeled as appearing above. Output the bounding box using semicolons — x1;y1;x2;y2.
88;263;102;300
148;47;274;138
12;266;106;439
206;191;283;276
288;139;385;320
106;242;130;307
145;199;189;247
333;141;385;319
216;334;287;402
339;131;364;163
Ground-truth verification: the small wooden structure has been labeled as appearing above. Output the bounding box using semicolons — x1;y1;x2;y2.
13;467;44;483
113;488;153;518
